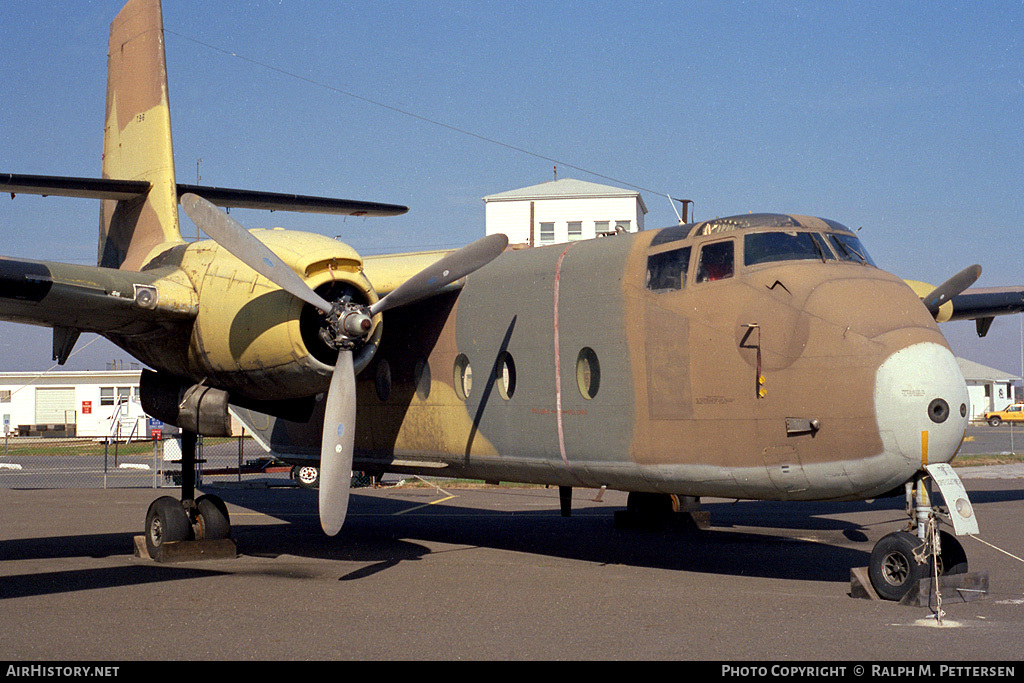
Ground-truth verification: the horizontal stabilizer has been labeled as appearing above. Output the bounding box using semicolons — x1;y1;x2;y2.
1;173;408;217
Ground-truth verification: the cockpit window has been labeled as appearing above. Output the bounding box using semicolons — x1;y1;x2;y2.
744;231;833;266
696;241;734;283
811;233;835;260
828;233;875;266
646;247;691;292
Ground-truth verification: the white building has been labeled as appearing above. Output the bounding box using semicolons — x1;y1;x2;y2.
957;358;1022;421
0;370;151;438
483;178;647;247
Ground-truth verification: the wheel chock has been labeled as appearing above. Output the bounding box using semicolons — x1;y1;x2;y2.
849;567;880;600
898;571;989;606
133;535;237;563
850;566;989;604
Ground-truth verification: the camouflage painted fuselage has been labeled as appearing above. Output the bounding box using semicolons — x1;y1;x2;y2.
347;215;969;502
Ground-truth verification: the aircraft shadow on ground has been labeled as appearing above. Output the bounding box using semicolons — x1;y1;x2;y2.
222;479;1024;583
214;486;877;585
0;527;233;600
0;562;227;600
5;480;1017;597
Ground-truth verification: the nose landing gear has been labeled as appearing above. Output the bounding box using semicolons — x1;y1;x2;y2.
867;467;975;602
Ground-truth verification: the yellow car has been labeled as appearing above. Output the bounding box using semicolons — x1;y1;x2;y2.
984;403;1024;427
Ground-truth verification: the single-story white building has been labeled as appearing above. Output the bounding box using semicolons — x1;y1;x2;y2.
957;357;1022;421
0;369;152;438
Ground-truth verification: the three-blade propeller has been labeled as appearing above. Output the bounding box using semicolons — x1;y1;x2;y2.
180;193;507;535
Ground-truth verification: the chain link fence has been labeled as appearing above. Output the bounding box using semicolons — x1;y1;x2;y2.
0;434;296;489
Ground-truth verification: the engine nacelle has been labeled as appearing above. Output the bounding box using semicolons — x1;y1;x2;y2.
185;230;382;402
140;370;318;435
140;370;233;436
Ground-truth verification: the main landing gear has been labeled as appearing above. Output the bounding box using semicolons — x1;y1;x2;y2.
867;470;969;602
141;430;234;561
613;492;710;530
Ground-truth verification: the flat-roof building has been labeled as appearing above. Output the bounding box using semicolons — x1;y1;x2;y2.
957;357;1022;420
0;369;150;438
484;178;647;247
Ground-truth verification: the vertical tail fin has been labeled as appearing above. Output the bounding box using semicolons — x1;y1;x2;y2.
99;0;183;270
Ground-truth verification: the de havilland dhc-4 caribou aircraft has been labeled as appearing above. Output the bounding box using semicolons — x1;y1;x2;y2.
3;0;1024;601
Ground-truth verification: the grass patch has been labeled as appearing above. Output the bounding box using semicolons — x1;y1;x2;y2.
953;452;1024;467
0;436;246;458
0;439;155;457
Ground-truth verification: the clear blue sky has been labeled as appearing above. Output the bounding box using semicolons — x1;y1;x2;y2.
1;0;1022;380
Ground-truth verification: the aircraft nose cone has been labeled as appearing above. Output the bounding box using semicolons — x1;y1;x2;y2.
874;342;969;467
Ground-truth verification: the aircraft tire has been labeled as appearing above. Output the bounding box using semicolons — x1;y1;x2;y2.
196;494;231;541
145;496;191;558
938;530;968;576
293;465;320;489
616;492;673;529
868;531;931;601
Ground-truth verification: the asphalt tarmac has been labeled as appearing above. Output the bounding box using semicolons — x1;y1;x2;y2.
1;467;1023;661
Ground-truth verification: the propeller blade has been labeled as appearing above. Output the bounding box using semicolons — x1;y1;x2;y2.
181;193;335;315
369;233;507;316
318;349;357;536
923;264;982;317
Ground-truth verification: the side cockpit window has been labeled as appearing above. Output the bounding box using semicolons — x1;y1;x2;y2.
828;233;876;266
646;246;691;292
696;241;734;283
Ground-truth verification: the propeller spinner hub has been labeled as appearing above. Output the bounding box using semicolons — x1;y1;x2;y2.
322;301;374;350
341;308;373;338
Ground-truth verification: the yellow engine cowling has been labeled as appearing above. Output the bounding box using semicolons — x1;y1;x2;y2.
904;279;954;322
187;229;382;402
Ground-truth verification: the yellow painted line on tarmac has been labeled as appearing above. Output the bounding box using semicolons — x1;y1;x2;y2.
395;494;457;515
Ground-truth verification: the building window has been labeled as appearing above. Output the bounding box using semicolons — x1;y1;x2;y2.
117;387;131;405
100;387;115;406
615;220;631;233
539;222;555;243
595;221;611;236
567;221;583;241
0;390;10;403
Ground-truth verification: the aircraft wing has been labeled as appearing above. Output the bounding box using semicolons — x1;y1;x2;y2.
947;286;1024;336
1;173;408;217
906;276;1024;337
362;248;484;298
0;256;197;361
